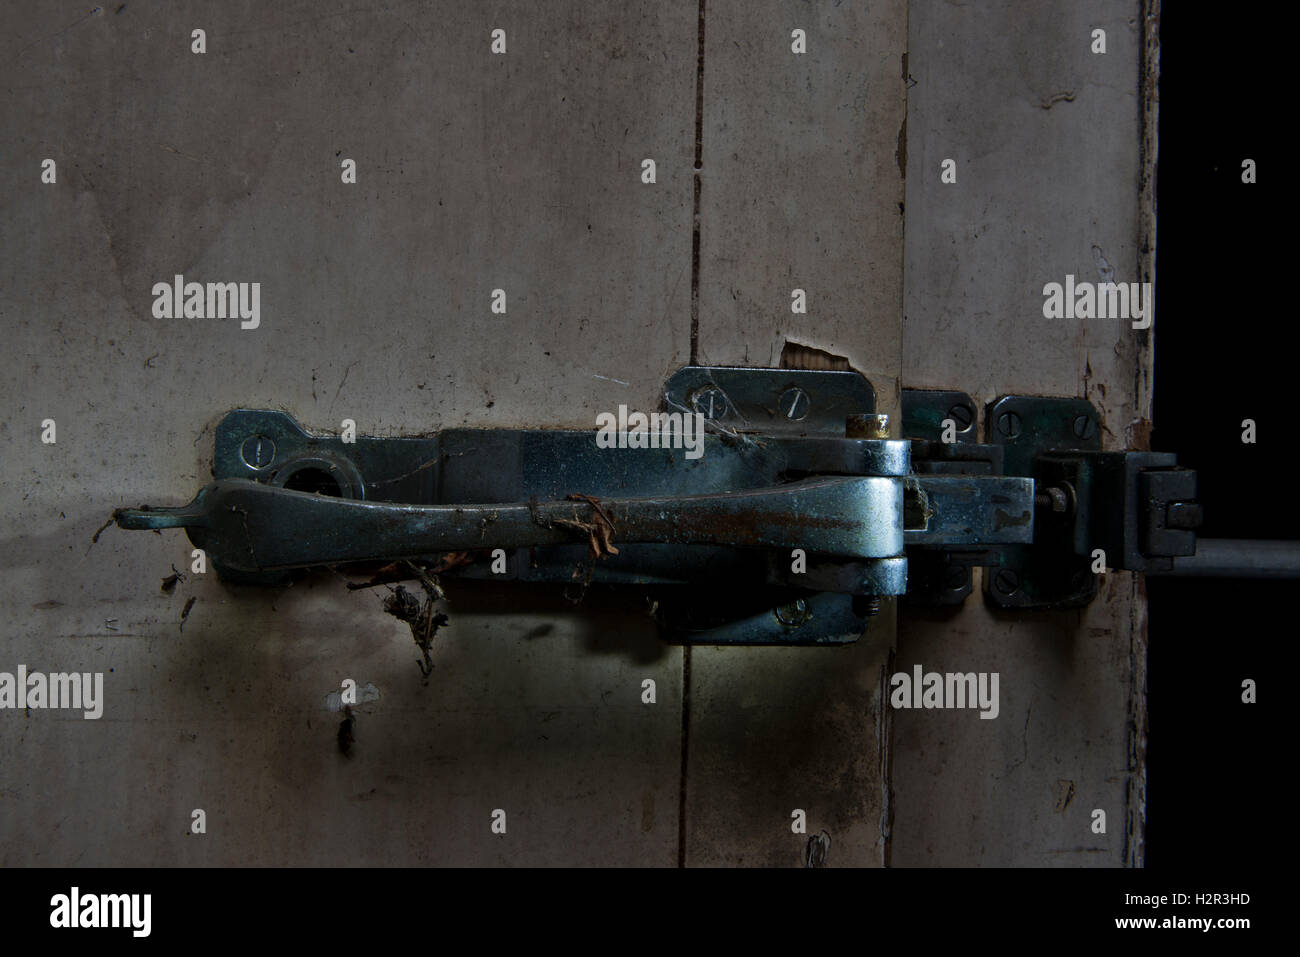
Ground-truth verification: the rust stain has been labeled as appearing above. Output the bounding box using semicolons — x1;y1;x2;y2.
1129;417;1154;451
1054;779;1076;813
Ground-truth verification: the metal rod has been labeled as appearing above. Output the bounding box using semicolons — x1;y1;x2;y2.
114;475;905;573
1150;538;1300;579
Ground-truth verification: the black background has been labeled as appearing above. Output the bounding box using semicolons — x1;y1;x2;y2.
1147;7;1278;868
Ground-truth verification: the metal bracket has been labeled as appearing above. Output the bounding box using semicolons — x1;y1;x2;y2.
663;365;876;437
901;390;988;606
983;395;1103;609
899;391;1201;610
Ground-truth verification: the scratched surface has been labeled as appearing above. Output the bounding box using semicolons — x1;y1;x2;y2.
0;0;697;865
685;0;907;866
0;0;1149;870
891;0;1155;866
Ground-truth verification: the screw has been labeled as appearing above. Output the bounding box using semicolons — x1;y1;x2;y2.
692;387;728;420
996;411;1021;438
860;596;882;617
775;599;813;627
1072;414;1097;440
947;403;973;431
944;565;969;592
1034;486;1069;513
240;434;276;470
846;413;890;439
779;387;810;421
993;568;1020;596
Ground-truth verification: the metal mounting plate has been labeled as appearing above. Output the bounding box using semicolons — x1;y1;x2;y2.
901;388;978;443
985;394;1102;609
901;389;982;605
663;366;876;436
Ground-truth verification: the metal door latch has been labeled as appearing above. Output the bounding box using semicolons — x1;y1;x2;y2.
112;367;1200;644
899;389;1200;609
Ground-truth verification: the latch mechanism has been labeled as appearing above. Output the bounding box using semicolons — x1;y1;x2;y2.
113;367;1199;643
901;389;1200;609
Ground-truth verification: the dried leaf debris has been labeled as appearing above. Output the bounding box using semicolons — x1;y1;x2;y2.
380;561;449;682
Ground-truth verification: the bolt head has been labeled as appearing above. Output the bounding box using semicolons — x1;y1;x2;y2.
774;599;813;627
944;565;969;591
1072;414;1097;440
993;568;1020;595
691;387;729;420
779;387;810;421
947;403;973;431
240;435;276;470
